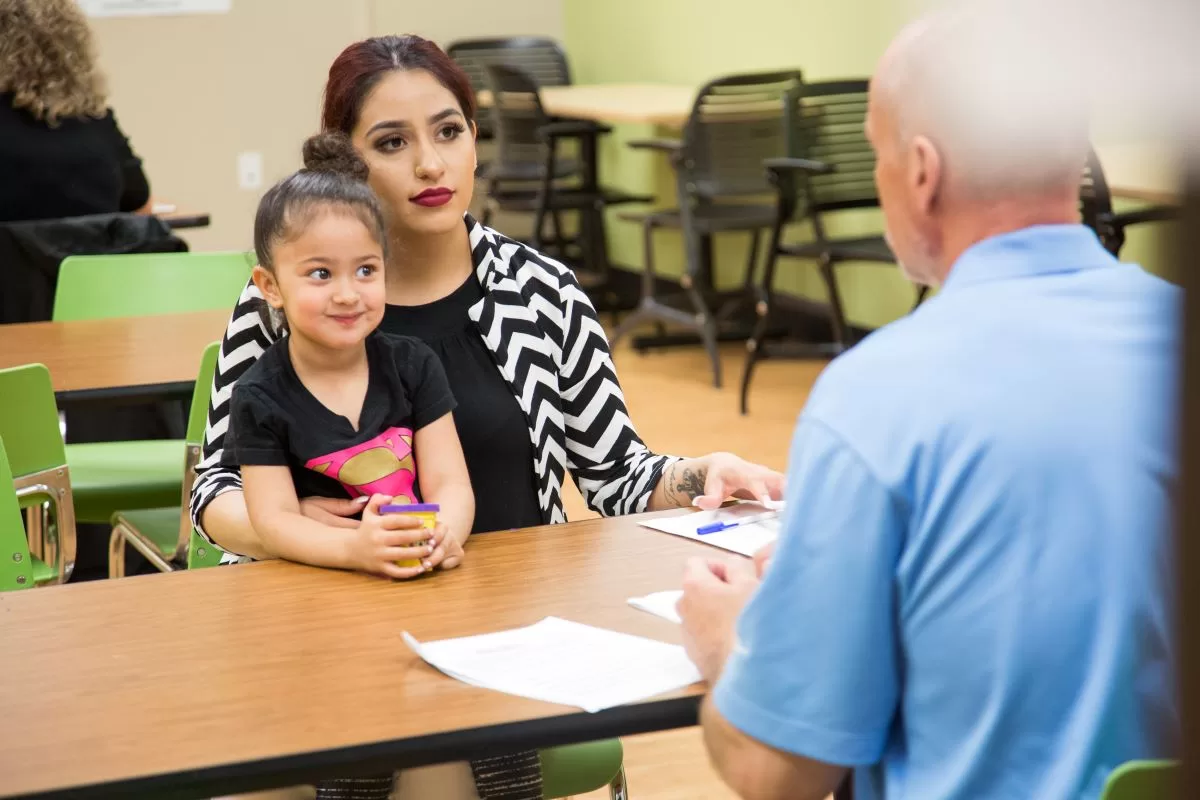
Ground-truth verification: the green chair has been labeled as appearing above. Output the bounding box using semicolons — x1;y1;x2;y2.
108;343;220;577
53;251;254;321
0;365;79;584
185;539;629;798
50;251;251;526
1100;759;1178;800
0;435;60;590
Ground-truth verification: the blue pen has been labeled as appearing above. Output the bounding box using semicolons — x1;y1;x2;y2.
697;511;778;535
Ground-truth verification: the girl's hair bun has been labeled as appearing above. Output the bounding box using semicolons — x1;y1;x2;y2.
301;131;369;182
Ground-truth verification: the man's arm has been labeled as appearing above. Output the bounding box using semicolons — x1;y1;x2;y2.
702;697;847;800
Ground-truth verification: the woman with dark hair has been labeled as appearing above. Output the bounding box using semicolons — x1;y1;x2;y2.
191;35;784;800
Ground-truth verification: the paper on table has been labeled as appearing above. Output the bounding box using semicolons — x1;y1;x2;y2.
639;501;783;557
628;590;683;624
402;617;701;713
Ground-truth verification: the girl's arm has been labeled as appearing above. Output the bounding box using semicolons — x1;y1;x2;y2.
413;413;474;562
242;466;434;579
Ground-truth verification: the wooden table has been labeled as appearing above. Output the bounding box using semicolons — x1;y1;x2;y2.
0;513;715;799
148;201;211;230
478;83;694;126
0;309;228;401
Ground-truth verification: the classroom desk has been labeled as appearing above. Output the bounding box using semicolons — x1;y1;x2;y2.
0;309;228;402
0;511;714;800
478;83;694;126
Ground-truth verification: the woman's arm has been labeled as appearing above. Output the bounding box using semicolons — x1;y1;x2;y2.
554;270;681;516
188;279;278;554
553;270;783;514
413;413;474;549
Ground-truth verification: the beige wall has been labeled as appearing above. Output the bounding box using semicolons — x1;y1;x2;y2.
90;0;562;253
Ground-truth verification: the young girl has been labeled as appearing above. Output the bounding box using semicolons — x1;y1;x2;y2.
221;131;474;582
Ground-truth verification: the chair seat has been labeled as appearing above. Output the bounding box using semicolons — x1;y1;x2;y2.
540;739;624;798
619;203;777;234
112;505;184;558
780;234;895;264
66;440;183;523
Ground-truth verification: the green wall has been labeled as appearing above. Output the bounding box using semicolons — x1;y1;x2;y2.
562;0;1178;329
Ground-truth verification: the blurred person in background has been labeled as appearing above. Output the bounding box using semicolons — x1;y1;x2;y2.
0;0;151;222
678;6;1180;799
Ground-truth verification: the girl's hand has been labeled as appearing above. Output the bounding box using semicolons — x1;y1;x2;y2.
426;523;466;571
347;495;443;580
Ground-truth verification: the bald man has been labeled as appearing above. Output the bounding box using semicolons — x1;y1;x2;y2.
677;10;1180;800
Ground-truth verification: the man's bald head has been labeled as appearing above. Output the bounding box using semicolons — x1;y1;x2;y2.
871;4;1089;199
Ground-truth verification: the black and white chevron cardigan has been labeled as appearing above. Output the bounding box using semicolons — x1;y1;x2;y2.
189;214;679;552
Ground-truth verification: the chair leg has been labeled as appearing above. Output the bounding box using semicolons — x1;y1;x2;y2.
741;223;784;415
819;254;851;349
610;222;658;349
109;525;127;579
684;232;722;388
608;766;629;800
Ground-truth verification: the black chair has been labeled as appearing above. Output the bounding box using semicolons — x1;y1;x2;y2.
740;79;925;413
610;71;806;389
1081;147;1178;257
446;37;572;143
481;63;649;291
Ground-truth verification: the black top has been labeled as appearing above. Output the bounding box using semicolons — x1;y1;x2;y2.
0;95;150;223
222;331;455;506
383;275;545;533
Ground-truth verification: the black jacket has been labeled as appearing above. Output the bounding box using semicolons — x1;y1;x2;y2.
0;213;187;324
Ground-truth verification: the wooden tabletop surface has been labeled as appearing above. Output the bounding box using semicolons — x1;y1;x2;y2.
0;512;720;799
478;83;695;126
0;309;228;400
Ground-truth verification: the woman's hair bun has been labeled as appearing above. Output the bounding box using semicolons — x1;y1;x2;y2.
301;131;369;182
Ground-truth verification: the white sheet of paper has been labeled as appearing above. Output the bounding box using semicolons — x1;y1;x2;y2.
639;501;782;557
628;590;684;624
79;0;231;17
402;617;701;713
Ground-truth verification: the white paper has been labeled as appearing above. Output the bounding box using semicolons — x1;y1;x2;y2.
79;0;231;17
402;617;701;713
628;590;683;624
639;501;782;557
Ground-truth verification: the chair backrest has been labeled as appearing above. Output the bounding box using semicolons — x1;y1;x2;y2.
0;435;37;591
170;342;222;559
53;251;253;322
484;63;554;173
680;71;805;199
447;37;571;137
792;79;879;214
1080;148;1123;254
0;364;76;583
1099;759;1178;800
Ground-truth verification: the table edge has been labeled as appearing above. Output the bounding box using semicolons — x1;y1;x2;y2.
4;694;701;800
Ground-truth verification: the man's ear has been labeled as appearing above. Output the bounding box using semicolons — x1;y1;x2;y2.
251;265;284;309
909;134;943;217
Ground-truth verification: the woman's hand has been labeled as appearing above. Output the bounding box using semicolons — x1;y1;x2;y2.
299;495;367;529
345;495;442;580
653;453;785;511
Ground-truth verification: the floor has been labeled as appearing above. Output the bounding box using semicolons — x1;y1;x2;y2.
563;335;828;799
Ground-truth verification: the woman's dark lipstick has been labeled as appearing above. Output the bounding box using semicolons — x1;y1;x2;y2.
411;187;454;207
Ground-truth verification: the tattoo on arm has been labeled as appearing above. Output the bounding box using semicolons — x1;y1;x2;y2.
664;462;708;508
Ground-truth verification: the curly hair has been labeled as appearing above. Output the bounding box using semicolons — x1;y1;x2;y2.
0;0;107;125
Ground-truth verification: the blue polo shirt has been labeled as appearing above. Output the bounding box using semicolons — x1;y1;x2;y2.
713;225;1179;799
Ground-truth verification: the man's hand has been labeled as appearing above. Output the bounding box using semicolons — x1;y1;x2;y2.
677;557;761;683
